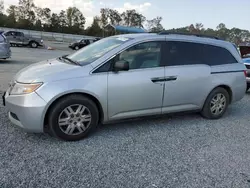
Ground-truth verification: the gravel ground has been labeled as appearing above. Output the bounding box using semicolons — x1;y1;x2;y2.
1;47;250;188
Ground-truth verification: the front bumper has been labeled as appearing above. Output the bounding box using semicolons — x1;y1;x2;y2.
2;88;47;133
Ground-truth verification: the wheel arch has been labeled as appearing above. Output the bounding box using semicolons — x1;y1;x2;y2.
43;92;104;133
204;84;233;106
214;85;233;104
29;40;38;44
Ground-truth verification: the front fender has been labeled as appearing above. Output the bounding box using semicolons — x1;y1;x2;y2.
36;76;108;129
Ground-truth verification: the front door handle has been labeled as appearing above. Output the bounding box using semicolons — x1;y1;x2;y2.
165;76;177;81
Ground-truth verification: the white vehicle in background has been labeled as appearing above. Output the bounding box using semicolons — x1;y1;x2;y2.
239;43;250;91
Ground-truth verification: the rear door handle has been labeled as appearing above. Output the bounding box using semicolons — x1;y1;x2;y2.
165;76;177;81
151;77;166;83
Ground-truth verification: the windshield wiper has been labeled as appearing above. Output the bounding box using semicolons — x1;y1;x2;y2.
59;55;81;66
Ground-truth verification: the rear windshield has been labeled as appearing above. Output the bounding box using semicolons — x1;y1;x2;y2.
68;36;133;65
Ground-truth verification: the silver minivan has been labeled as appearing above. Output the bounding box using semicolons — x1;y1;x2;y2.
2;33;247;141
0;32;11;59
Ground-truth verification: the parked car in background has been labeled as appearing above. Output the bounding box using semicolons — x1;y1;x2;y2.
0;31;11;59
238;43;250;91
69;37;101;50
2;33;247;141
3;31;43;48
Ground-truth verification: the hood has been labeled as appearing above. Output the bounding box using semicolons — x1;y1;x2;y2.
14;58;92;83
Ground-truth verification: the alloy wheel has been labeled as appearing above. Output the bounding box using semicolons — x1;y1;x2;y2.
58;104;92;135
210;93;226;115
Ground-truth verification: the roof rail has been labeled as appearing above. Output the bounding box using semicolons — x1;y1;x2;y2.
158;31;221;40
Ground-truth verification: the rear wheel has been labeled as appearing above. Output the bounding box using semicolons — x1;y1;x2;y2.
246;85;250;92
30;41;38;48
201;87;229;119
48;95;99;141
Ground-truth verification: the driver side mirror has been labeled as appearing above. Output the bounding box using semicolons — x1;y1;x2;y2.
113;60;129;72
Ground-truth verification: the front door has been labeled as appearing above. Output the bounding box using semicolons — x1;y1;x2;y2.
162;41;211;113
108;41;166;120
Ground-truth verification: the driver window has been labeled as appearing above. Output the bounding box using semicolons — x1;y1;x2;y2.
118;41;163;70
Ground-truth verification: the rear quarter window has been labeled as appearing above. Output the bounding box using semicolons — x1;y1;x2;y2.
203;44;238;65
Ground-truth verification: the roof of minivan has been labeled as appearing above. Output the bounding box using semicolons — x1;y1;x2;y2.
111;33;232;47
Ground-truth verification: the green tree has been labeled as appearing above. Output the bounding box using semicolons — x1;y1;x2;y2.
146;16;164;32
85;16;102;36
50;13;60;32
17;0;36;29
121;9;146;27
100;8;109;27
65;7;85;34
0;0;7;27
35;7;51;25
5;5;18;27
108;9;122;25
216;23;229;40
0;0;4;14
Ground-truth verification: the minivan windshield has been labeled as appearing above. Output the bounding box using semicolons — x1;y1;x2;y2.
67;36;133;65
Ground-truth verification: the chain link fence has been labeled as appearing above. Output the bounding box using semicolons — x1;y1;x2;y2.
0;27;96;43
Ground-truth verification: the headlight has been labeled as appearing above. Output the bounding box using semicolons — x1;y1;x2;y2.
41;39;43;43
9;82;43;95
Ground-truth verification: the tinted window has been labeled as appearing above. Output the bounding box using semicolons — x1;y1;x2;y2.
203;44;237;65
15;32;23;37
118;41;163;70
4;32;10;36
4;31;15;36
164;41;204;66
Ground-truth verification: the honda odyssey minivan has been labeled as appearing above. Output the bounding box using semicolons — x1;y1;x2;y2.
2;32;247;141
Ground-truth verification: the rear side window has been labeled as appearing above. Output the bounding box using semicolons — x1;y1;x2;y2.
163;41;204;66
203;44;237;65
15;32;23;37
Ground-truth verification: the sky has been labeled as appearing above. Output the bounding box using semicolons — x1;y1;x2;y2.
3;0;250;30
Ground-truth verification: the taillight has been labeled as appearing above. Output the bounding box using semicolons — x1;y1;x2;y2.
244;70;247;77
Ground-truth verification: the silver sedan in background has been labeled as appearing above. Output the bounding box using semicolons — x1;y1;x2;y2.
0;31;11;59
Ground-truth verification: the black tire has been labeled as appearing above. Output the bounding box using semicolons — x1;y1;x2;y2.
48;94;99;141
30;41;38;48
246;86;250;92
74;46;79;50
201;87;230;119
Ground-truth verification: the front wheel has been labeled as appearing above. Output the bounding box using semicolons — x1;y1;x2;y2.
74;46;79;50
201;87;229;119
48;95;99;141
